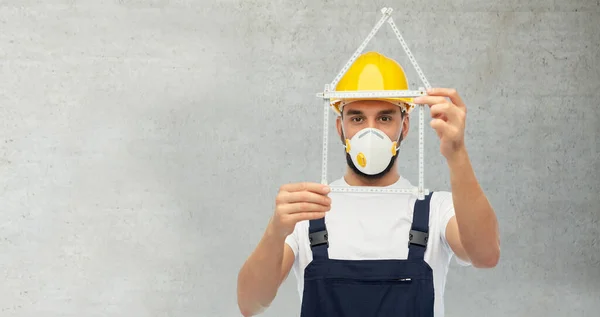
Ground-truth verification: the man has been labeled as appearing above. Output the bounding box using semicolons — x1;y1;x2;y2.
237;51;500;317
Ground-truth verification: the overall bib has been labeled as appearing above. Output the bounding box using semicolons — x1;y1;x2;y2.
300;193;435;317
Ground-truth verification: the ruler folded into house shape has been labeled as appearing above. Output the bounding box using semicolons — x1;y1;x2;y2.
316;7;433;200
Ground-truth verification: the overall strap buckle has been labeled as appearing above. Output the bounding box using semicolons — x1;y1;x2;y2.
309;230;328;247
308;217;329;259
408;192;434;260
409;229;428;247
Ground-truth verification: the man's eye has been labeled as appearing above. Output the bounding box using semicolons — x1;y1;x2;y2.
351;117;363;122
380;116;392;122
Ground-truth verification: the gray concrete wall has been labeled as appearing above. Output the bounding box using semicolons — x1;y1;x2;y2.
1;1;598;316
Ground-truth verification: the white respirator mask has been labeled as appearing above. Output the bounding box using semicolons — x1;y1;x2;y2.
341;117;405;175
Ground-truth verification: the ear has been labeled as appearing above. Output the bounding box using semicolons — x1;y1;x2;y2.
336;116;344;141
401;113;410;139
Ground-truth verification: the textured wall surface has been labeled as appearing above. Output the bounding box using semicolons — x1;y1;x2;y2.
1;0;599;316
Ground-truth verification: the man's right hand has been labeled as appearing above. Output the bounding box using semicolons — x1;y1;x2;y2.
237;182;330;316
270;182;331;238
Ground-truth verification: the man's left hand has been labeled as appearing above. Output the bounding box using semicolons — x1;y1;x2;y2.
413;88;467;160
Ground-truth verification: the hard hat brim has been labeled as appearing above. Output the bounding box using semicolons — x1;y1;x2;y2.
330;98;415;116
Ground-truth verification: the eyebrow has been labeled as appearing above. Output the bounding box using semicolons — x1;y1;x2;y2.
345;109;398;116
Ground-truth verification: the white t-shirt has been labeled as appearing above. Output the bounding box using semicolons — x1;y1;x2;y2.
284;176;471;317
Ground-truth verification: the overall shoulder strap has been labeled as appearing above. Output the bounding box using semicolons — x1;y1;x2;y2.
408;192;434;260
308;218;329;260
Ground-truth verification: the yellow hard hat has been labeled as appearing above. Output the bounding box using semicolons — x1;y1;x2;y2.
330;51;415;115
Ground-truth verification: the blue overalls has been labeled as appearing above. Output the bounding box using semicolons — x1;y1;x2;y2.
300;192;435;317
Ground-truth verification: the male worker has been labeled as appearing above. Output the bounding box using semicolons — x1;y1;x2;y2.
237;51;500;317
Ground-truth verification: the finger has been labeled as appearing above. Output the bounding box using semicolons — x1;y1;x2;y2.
277;202;331;215
412;95;447;106
432;113;448;122
279;182;330;194
277;190;331;206
426;88;466;110
289;211;328;222
430;118;451;136
430;103;460;123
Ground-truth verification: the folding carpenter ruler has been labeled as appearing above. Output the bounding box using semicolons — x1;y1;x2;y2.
316;7;433;200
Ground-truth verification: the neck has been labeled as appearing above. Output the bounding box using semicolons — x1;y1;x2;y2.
343;167;400;187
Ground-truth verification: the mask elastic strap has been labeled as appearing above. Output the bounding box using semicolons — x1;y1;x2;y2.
393;115;405;151
340;106;350;151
